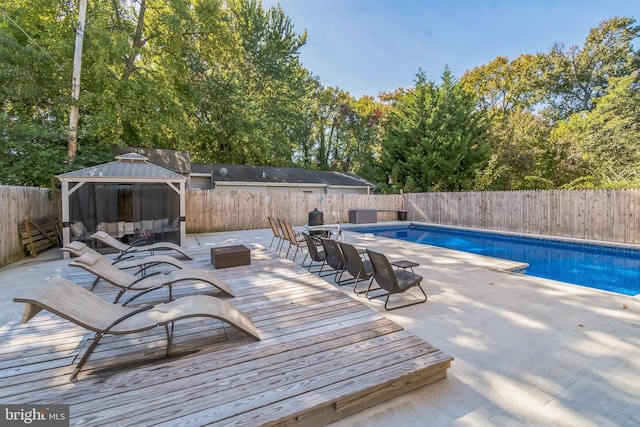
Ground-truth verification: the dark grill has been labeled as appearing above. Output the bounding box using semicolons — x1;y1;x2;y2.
308;208;324;226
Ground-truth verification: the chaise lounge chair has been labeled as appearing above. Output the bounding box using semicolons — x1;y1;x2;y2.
63;241;191;271
90;231;194;261
63;241;193;290
70;253;233;304
319;237;353;285
13;278;260;380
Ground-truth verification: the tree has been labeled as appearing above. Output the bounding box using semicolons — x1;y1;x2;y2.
183;0;314;165
0;0;80;186
297;85;351;170
550;73;640;189
295;84;385;183
378;69;490;193
461;17;640;190
334;95;384;181
0;0;317;186
537;17;640;121
461;55;540;117
461;55;549;190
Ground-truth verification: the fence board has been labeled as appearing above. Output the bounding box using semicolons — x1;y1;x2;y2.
0;186;61;266
404;190;640;245
4;187;640;268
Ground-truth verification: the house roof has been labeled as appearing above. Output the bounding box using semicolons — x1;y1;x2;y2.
57;153;187;182
191;163;375;188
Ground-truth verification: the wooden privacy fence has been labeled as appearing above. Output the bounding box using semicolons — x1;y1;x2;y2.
186;190;404;232
1;185;61;266
405;190;640;244
4;187;640;268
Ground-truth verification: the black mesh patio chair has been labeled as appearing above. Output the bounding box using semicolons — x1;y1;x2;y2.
366;249;427;310
302;233;327;273
338;241;374;294
319;237;353;285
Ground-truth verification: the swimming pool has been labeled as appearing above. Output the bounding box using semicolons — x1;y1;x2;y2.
353;224;640;296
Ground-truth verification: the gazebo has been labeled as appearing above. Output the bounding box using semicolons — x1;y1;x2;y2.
57;153;187;256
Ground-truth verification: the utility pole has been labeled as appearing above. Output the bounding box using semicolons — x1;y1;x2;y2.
68;0;87;160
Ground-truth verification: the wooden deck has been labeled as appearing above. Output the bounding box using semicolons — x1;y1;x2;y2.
0;245;453;426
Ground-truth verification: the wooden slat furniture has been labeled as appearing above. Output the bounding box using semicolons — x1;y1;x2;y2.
17;215;61;257
0;246;453;426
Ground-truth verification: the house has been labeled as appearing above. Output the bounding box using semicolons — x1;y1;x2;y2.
190;163;375;194
117;147;375;194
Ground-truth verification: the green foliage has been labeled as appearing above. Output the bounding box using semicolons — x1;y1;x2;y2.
547;73;640;187
0;0;75;186
461;17;640;191
1;4;639;193
297;85;384;183
378;69;490;193
536;16;639;121
562;172;640;190
1;0;315;186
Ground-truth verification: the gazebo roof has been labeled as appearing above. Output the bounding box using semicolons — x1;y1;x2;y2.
57;153;187;182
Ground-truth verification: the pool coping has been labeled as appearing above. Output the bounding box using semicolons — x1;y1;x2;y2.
339;221;640;297
338;220;640;251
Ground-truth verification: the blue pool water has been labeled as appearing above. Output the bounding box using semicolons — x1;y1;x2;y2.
354;224;640;296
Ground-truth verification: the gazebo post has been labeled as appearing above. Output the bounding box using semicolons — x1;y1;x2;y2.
61;181;71;259
179;180;186;246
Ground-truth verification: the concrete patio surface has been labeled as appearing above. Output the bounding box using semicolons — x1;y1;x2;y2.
1;226;639;426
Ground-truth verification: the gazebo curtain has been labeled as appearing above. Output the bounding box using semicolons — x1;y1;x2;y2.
69;183;179;242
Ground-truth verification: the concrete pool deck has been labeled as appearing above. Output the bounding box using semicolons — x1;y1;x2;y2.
1;226;639;426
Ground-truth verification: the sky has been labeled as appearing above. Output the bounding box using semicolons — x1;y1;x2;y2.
260;0;639;99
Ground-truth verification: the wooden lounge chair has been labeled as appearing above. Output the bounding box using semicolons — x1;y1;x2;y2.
13;278;260;380
90;231;194;261
70;253;233;304
366;249;427;310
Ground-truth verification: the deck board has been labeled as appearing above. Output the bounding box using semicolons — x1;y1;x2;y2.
0;244;453;426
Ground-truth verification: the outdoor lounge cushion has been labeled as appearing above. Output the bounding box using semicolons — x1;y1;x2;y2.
13;278;260;380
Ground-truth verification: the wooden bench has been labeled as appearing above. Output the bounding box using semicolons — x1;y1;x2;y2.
18;215;61;257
